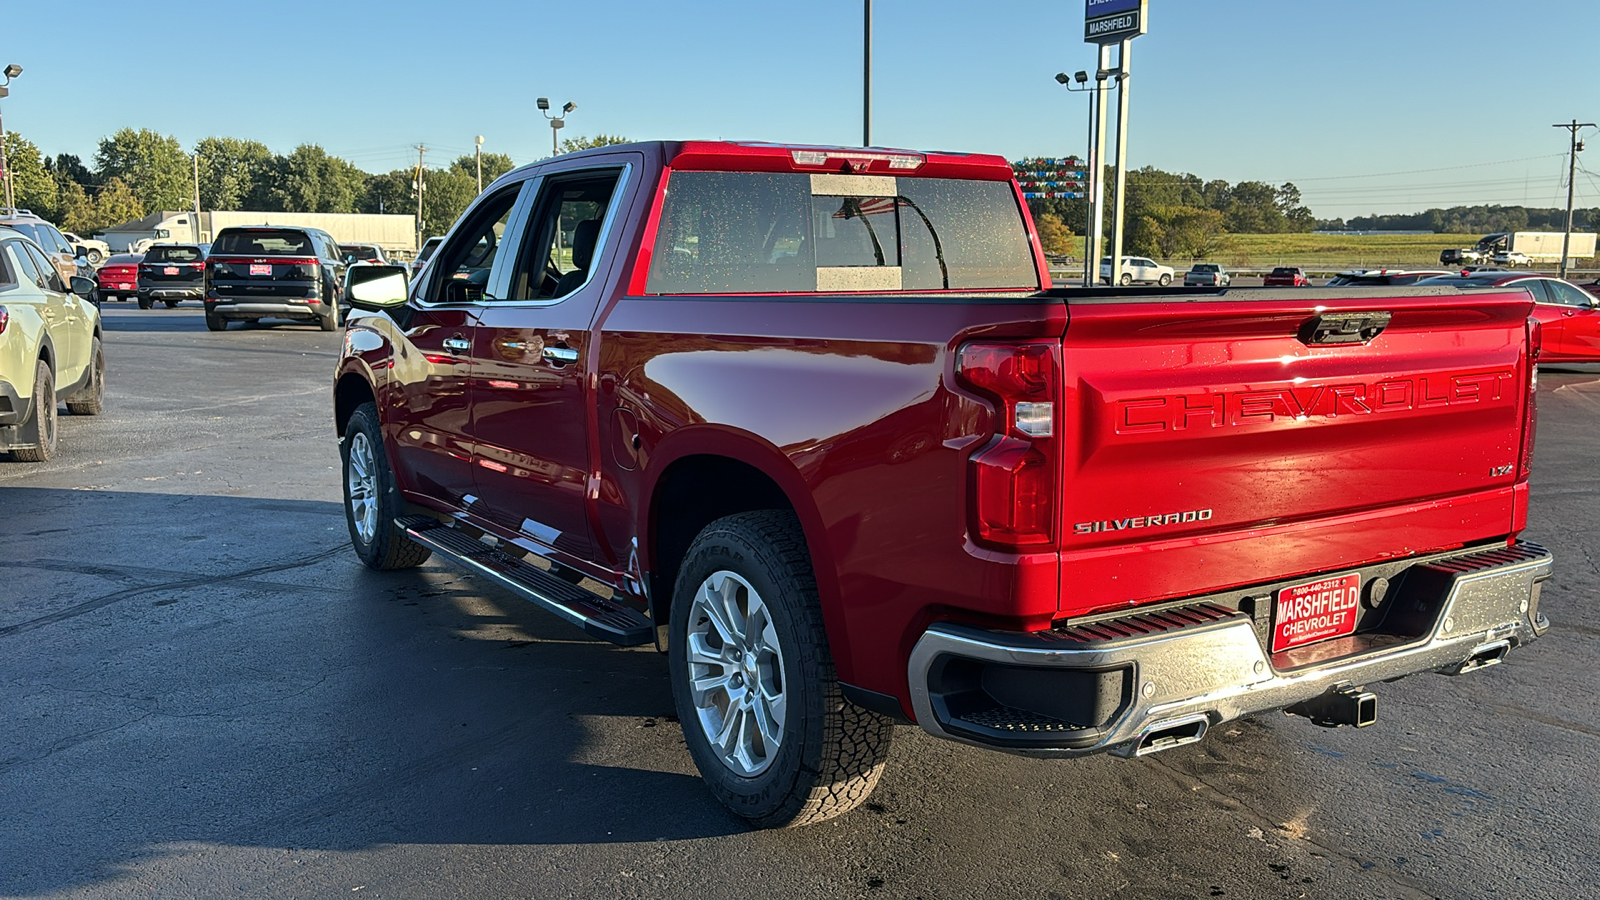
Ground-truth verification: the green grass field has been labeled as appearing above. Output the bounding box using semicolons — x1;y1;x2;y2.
1058;233;1597;273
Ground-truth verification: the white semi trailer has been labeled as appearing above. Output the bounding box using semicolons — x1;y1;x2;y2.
1475;231;1598;263
116;211;416;254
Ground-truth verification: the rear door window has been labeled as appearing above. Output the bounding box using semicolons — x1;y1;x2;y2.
645;172;1037;294
22;243;63;291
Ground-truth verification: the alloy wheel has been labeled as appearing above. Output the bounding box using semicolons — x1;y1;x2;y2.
686;570;788;777
346;431;379;544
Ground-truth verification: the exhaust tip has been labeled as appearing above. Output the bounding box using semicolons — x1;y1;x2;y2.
1132;715;1209;756
1286;684;1377;728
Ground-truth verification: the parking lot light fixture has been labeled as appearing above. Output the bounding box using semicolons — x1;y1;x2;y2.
539;98;577;157
2;65;20;80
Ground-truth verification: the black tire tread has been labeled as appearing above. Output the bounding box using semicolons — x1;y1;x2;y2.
12;361;56;462
65;337;105;416
682;510;893;828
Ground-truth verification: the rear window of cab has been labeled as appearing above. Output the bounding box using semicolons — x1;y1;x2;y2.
645;172;1038;294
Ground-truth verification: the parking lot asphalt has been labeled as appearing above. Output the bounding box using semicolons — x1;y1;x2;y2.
2;304;1598;899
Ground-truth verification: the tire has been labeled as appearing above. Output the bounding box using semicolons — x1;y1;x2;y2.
12;360;57;462
1158;273;1172;286
669;511;894;828
65;337;105;416
86;249;104;266
163;299;180;309
342;402;431;570
205;312;227;331
319;303;340;332
1119;273;1133;286
137;295;153;310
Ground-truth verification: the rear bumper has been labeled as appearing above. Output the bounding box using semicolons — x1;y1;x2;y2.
0;379;24;426
206;299;325;320
907;541;1552;757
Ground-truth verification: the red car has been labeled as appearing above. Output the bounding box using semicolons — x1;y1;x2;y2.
1262;266;1312;286
1419;272;1600;362
95;253;143;302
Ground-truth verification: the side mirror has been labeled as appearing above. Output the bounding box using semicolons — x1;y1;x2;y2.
70;275;96;298
345;264;409;311
73;245;89;260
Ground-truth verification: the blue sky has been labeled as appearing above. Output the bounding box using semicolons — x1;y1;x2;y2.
4;0;1596;219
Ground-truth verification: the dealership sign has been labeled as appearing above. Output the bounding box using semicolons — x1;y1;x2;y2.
1085;0;1147;43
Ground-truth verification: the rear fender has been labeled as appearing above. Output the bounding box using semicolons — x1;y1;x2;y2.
642;426;851;679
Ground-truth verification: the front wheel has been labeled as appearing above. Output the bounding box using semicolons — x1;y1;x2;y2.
86;250;105;266
1158;273;1172;286
342;402;431;570
163;299;181;309
65;337;105;416
669;511;894;828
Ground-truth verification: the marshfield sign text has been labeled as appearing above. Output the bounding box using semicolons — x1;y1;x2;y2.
1085;0;1147;44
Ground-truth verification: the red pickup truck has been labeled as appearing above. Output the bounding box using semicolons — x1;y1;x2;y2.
332;141;1552;828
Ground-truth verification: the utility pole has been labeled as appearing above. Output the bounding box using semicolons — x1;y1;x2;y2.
475;135;485;193
1554;119;1594;279
863;0;872;146
414;144;427;248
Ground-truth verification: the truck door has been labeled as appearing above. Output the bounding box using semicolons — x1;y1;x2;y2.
467;160;635;571
388;182;530;509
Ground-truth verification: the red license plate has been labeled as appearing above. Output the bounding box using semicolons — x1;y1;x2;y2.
163;266;179;275
250;263;272;276
1272;573;1361;653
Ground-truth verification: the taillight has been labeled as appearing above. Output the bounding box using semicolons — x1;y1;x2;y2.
956;341;1059;549
0;306;9;335
1518;317;1540;480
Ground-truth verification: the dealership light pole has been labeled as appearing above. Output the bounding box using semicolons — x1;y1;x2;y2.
1553;119;1594;279
0;64;21;211
1082;0;1145;287
1056;65;1112;286
539;98;576;157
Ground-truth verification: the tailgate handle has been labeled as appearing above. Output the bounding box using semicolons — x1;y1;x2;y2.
1299;311;1392;345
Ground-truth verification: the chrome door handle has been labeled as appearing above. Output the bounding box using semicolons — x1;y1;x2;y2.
542;346;579;364
442;338;471;352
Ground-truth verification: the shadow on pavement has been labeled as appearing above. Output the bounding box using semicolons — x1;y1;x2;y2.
0;488;744;896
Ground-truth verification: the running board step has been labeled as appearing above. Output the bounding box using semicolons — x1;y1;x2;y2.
399;517;652;646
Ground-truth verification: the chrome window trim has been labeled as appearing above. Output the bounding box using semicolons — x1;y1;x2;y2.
481;161;634;309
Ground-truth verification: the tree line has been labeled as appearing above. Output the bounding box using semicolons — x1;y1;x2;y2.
1024;165;1316;259
2;128;628;239
1318;205;1600;235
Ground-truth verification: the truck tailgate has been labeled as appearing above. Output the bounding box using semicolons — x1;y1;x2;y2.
1054;287;1535;618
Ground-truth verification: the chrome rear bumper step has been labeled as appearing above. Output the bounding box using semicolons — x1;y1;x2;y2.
398;516;652;646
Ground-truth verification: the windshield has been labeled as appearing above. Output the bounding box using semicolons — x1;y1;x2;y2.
211;229;313;256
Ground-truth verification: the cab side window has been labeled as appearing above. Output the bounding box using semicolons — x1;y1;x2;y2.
427;182;527;302
508;168;622;301
0;242;22;290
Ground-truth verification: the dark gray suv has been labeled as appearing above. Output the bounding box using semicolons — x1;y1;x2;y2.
202;226;348;331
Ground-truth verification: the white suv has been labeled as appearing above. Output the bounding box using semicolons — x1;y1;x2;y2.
1100;255;1175;286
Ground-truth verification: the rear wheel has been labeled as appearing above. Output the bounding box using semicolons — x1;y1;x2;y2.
342;402;431;570
12;360;57;462
205;312;227;331
1119;273;1133;286
319;303;340;332
669;511;894;828
65;337;105;416
1158;273;1172;286
137;295;153;310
